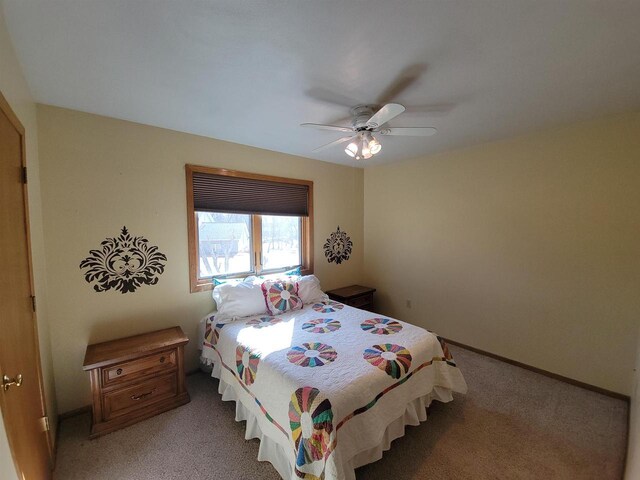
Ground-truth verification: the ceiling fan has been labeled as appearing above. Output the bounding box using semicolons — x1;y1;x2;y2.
301;103;437;160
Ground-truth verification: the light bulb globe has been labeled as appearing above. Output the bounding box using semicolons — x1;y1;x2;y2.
345;142;358;157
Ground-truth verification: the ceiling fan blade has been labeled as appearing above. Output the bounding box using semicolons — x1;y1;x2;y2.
379;127;437;136
366;103;406;128
312;136;355;152
301;123;354;133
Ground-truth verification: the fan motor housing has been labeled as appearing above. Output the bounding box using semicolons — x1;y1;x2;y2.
350;105;378;130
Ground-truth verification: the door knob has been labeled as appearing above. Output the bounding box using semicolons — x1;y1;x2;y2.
2;374;23;391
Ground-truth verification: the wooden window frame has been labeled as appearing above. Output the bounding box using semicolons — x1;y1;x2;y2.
186;165;314;293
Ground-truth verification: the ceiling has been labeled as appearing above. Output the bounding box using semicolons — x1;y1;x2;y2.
4;0;640;167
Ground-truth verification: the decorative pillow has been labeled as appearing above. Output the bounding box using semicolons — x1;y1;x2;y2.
261;280;303;315
296;275;329;304
284;266;302;276
244;270;301;284
212;280;267;319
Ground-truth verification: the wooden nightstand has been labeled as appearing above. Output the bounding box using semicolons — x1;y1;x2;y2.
326;285;376;311
83;326;190;438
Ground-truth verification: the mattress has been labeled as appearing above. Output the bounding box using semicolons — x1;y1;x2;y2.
199;301;467;480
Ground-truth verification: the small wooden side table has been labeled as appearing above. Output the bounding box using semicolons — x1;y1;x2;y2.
326;285;376;311
83;326;190;438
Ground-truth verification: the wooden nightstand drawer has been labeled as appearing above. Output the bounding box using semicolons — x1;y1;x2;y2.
326;285;376;312
103;373;177;421
102;349;176;387
348;293;373;309
84;326;190;438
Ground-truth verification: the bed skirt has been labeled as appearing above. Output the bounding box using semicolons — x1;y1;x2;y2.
202;356;455;480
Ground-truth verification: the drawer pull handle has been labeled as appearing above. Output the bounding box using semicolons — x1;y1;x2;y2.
159;356;165;363
131;389;156;401
116;368;123;375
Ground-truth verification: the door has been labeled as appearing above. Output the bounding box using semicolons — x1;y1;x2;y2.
0;91;52;478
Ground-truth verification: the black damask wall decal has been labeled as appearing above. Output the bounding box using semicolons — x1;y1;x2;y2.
323;226;353;264
79;227;167;294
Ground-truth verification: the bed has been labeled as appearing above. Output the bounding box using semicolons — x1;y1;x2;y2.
198;295;467;480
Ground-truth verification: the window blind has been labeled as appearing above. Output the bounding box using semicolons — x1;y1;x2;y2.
192;172;310;217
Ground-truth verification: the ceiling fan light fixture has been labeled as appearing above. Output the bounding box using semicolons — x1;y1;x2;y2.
361;136;371;158
343;132;380;160
363;132;380;158
345;141;358;157
304;101;436;157
369;136;382;154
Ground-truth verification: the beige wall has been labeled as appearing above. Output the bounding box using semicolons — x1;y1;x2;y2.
0;3;56;478
37;105;364;413
626;325;640;479
364;112;640;395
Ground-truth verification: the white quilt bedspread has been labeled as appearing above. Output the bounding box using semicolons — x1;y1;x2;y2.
201;301;467;480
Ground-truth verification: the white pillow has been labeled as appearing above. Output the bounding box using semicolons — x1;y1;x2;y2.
212;281;267;319
296;275;329;304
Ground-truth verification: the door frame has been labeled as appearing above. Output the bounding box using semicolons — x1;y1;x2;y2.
0;89;54;470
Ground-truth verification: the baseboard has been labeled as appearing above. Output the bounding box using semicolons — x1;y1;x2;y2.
443;337;630;402
58;404;92;420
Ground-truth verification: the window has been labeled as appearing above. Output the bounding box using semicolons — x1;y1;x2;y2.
197;212;253;278
260;215;301;272
195;213;302;277
186;165;313;292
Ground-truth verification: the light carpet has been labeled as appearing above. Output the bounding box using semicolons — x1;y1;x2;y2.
53;346;628;479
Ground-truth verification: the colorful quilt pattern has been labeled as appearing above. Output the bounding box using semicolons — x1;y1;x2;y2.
287;342;338;368
235;345;260;385
289;386;334;476
246;316;283;329
363;343;412;379
360;317;403;335
302;318;341;333
427;330;457;367
312;301;344;313
201;300;468;480
204;319;226;348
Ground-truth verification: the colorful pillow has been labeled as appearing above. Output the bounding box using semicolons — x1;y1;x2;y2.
261;280;303;315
